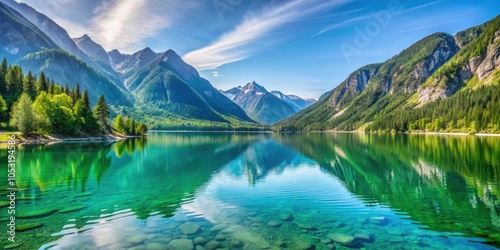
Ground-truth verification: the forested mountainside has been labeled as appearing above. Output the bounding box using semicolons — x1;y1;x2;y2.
275;15;500;133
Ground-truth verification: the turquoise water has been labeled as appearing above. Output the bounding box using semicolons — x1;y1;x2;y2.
1;132;499;249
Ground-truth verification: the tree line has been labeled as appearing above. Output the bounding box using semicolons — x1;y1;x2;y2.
367;82;500;133
0;58;148;136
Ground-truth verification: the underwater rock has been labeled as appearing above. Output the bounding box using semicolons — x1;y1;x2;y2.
59;205;85;213
194;237;208;245
205;241;220;250
275;240;286;247
0;201;11;208
295;240;313;250
168;239;194;250
209;224;226;232
127;235;148;245
231;239;243;248
354;233;373;242
388;236;405;243
180;222;201;235
296;223;316;230
145;243;164;250
278;212;294;221
267;221;283;227
15;223;43;232
369;216;388;226
18;209;57;218
4;242;23;249
327;233;357;247
215;234;226;241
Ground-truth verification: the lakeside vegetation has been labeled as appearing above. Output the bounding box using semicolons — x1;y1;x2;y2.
0;58;147;137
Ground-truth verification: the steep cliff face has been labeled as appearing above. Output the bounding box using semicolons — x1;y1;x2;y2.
327;64;380;111
418;17;500;103
276;33;460;131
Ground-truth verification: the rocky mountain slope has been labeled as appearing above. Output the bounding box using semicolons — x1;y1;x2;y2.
270;90;316;112
126;50;254;124
73;34;110;66
276;15;500;133
221;82;297;124
0;1;257;129
276;32;460;131
0;2;58;62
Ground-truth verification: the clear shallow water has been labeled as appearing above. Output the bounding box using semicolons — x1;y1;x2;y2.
0;132;499;250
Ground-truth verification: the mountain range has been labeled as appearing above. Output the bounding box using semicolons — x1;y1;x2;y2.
221;82;315;124
276;15;500;133
0;0;498;132
0;0;257;129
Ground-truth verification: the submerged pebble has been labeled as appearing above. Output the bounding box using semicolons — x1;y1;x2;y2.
179;222;201;235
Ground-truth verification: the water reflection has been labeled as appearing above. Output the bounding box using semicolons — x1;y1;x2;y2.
0;132;498;249
276;133;500;246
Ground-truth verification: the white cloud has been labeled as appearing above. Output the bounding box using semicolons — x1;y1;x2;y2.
183;0;351;70
212;71;223;77
89;0;186;52
18;0;200;53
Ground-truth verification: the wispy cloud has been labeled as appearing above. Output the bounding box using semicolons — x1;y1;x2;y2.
315;13;373;36
315;0;443;37
89;0;197;52
212;71;223;77
18;0;200;53
394;20;456;34
183;0;351;70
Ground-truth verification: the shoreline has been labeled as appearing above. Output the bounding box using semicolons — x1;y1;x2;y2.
0;132;144;145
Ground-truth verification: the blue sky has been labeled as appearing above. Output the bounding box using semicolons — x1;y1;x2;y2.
18;0;500;99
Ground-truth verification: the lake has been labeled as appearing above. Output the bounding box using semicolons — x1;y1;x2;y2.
1;132;499;249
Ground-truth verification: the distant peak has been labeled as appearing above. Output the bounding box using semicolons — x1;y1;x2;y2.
141;47;155;53
243;81;267;93
163;49;180;58
73;34;92;42
109;49;121;54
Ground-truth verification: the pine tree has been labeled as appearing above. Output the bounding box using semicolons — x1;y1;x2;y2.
48;81;55;95
6;66;23;97
94;95;110;133
0;58;8;95
75;83;81;101
0;95;7;121
23;71;37;99
82;90;91;110
37;72;48;94
64;83;70;96
79;90;99;133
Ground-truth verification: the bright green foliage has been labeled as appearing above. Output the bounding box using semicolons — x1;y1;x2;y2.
23;71;37;98
10;93;35;135
0;58;148;135
127;119;136;135
32;92;76;135
136;122;148;135
113;115;146;136
32;91;54;132
0;95;7;120
113;115;125;134
95;95;110;132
